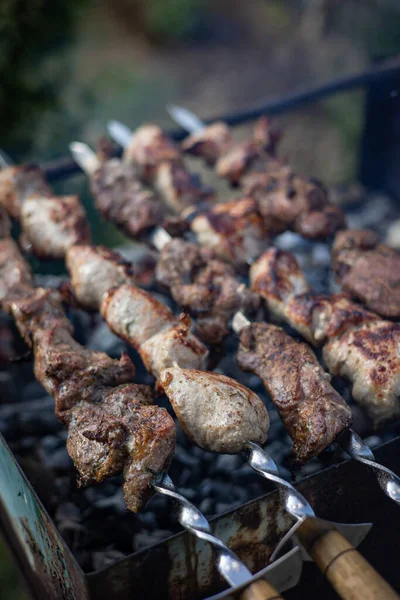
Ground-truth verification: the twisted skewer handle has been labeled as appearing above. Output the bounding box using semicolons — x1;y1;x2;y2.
338;429;400;505
154;474;254;588
296;520;399;600
245;441;315;521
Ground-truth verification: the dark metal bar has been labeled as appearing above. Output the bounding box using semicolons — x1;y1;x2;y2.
42;54;400;182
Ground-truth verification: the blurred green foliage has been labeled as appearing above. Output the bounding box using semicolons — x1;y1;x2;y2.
143;0;204;40
0;0;88;156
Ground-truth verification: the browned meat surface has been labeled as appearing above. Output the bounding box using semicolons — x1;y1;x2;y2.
160;366;269;453
332;229;400;318
66;383;175;512
237;322;352;462
182;117;280;172
20;194;91;258
191;198;271;267
0;238;33;303
0;241;175;512
156;238;260;344
0;165;52;218
100;285;208;378
250;247;310;323
91;159;165;237
250;247;400;424
123;124;182;181
153;161;214;213
243;168;346;239
66;244;137;310
182;122;233;166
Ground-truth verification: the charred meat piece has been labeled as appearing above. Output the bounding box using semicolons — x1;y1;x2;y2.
215;142;266;186
191;198;271;268
66;244;137;310
182;117;280;172
237;322;352;462
160;366;269;453
323;319;400;426
20;194;91;258
251;248;400;424
250;247;310;324
0;165;52;219
66;383;175;512
332;229;400;318
153;161;214;213
156;238;260;344
123;124;182;181
123;124;214;213
91;159;165;237
182;122;233;166
3;286;135;416
101;285;208;379
243;168;346;239
0;243;176;513
0;238;33;303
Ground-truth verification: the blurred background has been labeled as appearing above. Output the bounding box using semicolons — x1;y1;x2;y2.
1;0;400;597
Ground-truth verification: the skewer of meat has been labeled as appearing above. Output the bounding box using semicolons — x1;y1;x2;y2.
0;161;91;258
107;121;214;214
157;366;398;600
332;229;400;319
250;247;400;427
166;106;346;241
70;143;262;345
69;143;400;504
0;223;295;598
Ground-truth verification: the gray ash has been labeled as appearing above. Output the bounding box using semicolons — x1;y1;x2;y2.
1;191;400;572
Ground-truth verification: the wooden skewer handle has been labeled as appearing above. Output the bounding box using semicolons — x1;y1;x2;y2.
297;526;399;600
240;578;284;600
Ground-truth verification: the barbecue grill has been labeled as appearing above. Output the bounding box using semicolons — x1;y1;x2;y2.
1;55;400;600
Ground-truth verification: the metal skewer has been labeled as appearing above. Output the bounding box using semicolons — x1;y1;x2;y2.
153;472;302;597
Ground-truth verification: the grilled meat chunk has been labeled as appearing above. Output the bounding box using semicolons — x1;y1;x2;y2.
182;122;233;166
182;117;280;173
0;238;33;303
156;238;260;344
101;285;208;378
123;124;214;213
20;194;91;258
191;198;271;268
250;248;310;323
0;165;51;218
243;168;346;239
91;159;165;237
153;162;214;213
0;242;175;513
323;320;400;425
123;124;182;181
251;248;400;424
237;323;352;462
66;383;175;512
66;244;137;310
332;229;400;318
160;367;269;453
3;286;135;415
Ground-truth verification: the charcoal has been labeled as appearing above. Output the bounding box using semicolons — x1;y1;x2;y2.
87;321;127;357
210;453;242;475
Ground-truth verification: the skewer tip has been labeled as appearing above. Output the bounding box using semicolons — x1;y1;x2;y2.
166;104;206;134
69;142;100;176
107;120;133;149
